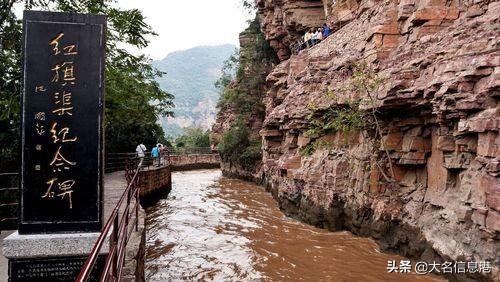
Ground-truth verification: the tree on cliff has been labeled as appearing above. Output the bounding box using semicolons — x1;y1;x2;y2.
0;0;174;171
214;16;278;172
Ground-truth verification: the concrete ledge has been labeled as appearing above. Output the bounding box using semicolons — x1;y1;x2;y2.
2;231;109;259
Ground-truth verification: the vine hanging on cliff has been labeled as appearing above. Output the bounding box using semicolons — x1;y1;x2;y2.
303;61;395;182
351;62;395;181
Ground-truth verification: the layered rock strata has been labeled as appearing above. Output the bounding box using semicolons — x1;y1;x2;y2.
215;0;499;281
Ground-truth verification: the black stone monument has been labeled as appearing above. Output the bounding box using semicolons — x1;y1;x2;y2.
19;10;105;234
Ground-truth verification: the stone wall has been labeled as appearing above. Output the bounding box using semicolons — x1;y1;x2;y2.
137;155;221;206
169;154;221;171
218;0;499;281
137;166;172;208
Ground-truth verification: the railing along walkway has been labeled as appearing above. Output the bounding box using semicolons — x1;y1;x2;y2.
76;166;141;281
105;147;215;173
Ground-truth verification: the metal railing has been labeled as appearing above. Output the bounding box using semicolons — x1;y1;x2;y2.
76;163;141;281
0;172;19;231
167;147;214;155
105;153;137;173
105;147;215;173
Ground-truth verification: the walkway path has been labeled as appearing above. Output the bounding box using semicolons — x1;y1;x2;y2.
103;170;129;220
0;230;14;281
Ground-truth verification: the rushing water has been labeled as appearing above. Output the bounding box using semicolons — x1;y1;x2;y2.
145;169;442;281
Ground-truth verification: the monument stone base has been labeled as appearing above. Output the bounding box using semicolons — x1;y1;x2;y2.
2;232;108;281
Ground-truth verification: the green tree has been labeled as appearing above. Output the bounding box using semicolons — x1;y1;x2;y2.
218;116;261;171
175;127;210;148
214;16;277;171
0;0;174;170
215;16;276;116
0;1;23;171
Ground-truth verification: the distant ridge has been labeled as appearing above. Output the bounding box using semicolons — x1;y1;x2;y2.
153;44;237;137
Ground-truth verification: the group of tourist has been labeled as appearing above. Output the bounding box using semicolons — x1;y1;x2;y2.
294;23;332;53
135;143;167;168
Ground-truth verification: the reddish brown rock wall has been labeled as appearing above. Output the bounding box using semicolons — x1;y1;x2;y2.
249;0;499;280
256;0;326;60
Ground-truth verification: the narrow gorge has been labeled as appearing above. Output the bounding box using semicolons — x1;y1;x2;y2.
212;0;500;281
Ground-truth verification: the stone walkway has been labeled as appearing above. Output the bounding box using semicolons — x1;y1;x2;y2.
0;230;15;281
104;170;129;221
0;171;130;281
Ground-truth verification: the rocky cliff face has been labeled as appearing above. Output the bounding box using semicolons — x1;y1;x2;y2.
255;0;326;60
215;0;499;280
211;18;278;180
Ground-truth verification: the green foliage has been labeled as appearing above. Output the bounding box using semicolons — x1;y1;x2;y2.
218;117;262;171
175;127;210;148
349;61;395;180
218;117;249;157
106;122;168;153
238;141;262;170
299;140;332;156
0;0;175;169
213;16;277;172
351;62;384;94
300;143;315;156
0;4;22;171
214;50;239;91
217;86;264;114
305;104;364;138
302;61;387;153
216;16;277;116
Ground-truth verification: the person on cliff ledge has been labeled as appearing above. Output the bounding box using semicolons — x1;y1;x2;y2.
322;23;331;39
304;29;313;48
314;28;323;45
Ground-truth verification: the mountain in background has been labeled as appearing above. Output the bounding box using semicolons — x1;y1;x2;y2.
153;44;237;137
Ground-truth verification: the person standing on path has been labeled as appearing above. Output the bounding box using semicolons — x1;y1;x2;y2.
151;145;160;167
136;143;147;167
304;30;312;48
157;143;164;165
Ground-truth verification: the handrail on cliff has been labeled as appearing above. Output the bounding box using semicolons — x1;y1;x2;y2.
76;164;141;281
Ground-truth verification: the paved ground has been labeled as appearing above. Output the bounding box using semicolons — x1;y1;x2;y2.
0;171;129;281
103;170;129;221
0;230;15;280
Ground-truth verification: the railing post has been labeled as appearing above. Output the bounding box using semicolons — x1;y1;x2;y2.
135;176;139;232
112;214;119;279
77;159;142;281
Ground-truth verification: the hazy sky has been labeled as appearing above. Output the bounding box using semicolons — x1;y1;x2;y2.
14;0;251;60
117;0;251;59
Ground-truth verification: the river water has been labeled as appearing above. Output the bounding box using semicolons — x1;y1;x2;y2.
145;169;441;281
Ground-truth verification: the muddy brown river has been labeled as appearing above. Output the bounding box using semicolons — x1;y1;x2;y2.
145;169;442;281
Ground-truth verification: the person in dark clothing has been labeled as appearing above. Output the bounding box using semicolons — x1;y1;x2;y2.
322;23;331;39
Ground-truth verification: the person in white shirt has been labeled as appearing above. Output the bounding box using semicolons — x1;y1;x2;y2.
312;29;322;46
136;143;147;167
304;30;312;48
316;28;323;42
